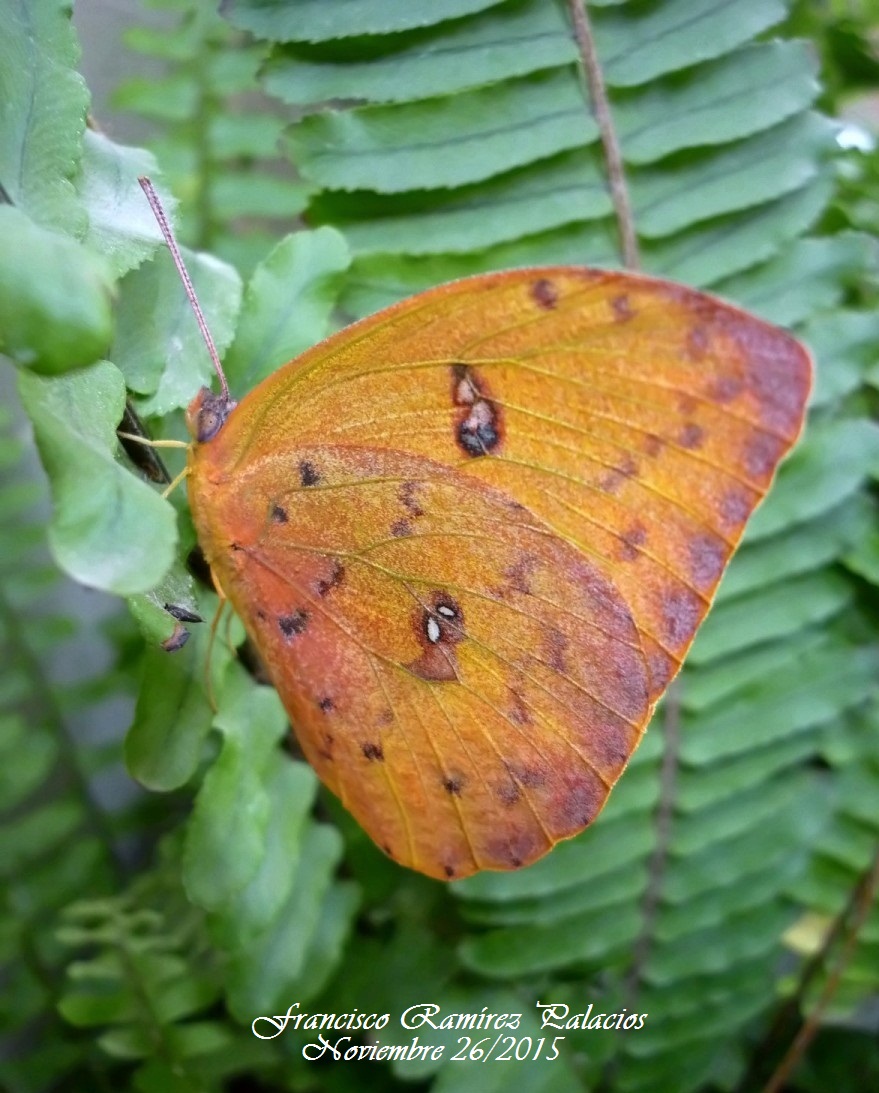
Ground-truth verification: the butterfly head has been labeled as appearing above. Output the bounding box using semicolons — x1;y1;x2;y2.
186;386;237;444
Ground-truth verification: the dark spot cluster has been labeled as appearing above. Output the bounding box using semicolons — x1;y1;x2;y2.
611;294;634;321
299;460;320;487
318;696;335;712
678;423;704;450
442;773;465;796
597;454;639;495
507;689;533;727
361;741;384;762
543;627;569;673
278;608;309;639
503;552;538;596
688;533;728;590
270;503;289;524
450;363;502;458
316;560;345;597
531;278;559;309
399;481;424;517
618;522;648;562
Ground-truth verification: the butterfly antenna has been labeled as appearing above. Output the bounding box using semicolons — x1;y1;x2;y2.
138;176;231;404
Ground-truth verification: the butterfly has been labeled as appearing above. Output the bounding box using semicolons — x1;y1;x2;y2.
139;180;811;881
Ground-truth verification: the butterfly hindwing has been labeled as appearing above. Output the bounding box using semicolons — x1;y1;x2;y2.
188;444;650;879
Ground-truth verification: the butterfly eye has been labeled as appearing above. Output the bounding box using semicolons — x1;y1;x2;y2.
186;386;236;442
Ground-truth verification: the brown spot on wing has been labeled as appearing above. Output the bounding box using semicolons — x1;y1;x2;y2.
612;293;634;321
279;609;309;638
399;480;424;517
316;560;345;596
543;627;569;673
688;533;729;591
618;522;647;562
299;460;320;487
531;277;559;309
442;774;465;796
678;423;704;450
745;431;787;482
643;433;664;457
391;518;412;537
658;583;703;648
719;486;756;533
450;363;503;458
362;742;384;762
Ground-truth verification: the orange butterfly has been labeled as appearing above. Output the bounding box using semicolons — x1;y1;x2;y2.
141;180;810;881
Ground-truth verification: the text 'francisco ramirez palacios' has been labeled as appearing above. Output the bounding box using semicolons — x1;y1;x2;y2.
252;1001;648;1063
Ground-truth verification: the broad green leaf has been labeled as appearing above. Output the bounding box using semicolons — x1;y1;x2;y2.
459;899;641;977
670;774;812;856
212;171;313;220
633;113;833;239
803;309;879;409
682;645;879;764
717;233;872;326
217;759;318;940
747;418;879;540
289;880;360;1002
127;553;201;648
313;148;611;258
0;0;89;232
112;245;242;416
595;0;787;88
461;864;647;928
682;632;829;716
263;0;576;105
690;571;853;665
617;41;819;165
225;823;344;1019
646;905;794;982
717;498;870;601
182;674;286;909
223;227;350;392
653;176;832;287
661;819;808;900
17;361;177;594
656;858;803;942
287;69;594;193
125;641;214;792
222;0;509;41
78;131;174;280
0;206;113;374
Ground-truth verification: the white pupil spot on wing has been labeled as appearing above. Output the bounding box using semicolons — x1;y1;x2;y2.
426;617;441;644
437;605;455;619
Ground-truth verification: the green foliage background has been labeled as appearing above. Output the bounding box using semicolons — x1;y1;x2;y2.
2;1;879;1091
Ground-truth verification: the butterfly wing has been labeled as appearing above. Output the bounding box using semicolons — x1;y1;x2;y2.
210;268;810;699
188;267;810;878
188;444;650;879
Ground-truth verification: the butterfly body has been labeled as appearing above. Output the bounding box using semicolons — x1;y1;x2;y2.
186;266;810;880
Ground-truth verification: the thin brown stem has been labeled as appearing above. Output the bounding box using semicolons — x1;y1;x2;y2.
760;842;879;1093
566;0;640;270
